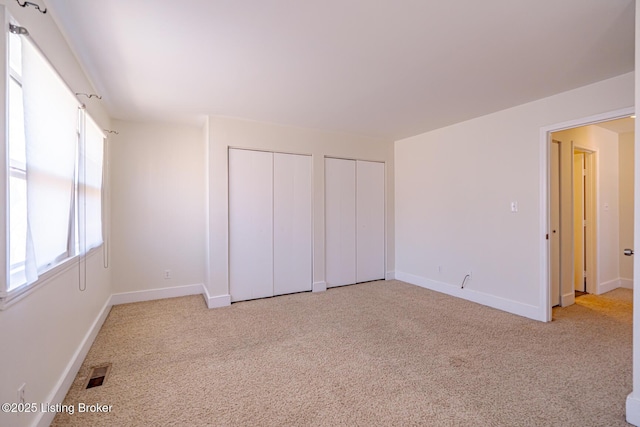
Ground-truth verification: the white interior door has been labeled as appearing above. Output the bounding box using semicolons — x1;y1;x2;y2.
325;158;356;287
550;141;560;307
273;153;312;295
229;149;274;302
356;160;385;282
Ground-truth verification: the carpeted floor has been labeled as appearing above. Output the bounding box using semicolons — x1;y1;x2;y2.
52;280;633;426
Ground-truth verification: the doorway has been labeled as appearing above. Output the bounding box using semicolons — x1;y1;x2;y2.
549;137;596;306
547;112;634;315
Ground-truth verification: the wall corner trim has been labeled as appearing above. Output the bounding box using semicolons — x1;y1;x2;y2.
35;295;113;427
395;271;545;321
312;281;327;293
627;393;640;426
561;292;575;307
202;285;231;308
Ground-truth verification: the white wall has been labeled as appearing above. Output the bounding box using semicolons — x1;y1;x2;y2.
395;72;634;321
0;2;112;427
619;131;634;285
110;121;207;295
591;126;622;288
207;116;394;301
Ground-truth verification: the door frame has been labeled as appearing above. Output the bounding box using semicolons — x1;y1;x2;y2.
540;106;634;322
550;140;561;307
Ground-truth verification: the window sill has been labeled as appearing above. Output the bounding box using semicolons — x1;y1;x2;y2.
0;246;104;310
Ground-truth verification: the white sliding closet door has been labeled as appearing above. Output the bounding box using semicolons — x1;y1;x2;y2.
325;158;357;287
356;160;385;282
229;149;273;302
273;153;312;295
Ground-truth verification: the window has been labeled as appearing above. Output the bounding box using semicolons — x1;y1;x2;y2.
78;114;105;254
8;32;27;289
3;25;105;301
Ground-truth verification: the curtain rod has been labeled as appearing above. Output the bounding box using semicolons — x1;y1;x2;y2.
15;1;46;14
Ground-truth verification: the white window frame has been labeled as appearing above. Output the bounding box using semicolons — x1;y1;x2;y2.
7;68;26;287
0;12;105;310
0;7;8;306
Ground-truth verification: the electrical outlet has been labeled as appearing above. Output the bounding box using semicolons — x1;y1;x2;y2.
164;270;172;279
17;383;25;404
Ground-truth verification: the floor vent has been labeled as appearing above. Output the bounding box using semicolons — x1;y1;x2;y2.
86;364;112;389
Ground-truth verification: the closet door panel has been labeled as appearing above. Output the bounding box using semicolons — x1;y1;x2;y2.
325;158;356;287
273;153;312;295
356;160;385;282
229;149;273;302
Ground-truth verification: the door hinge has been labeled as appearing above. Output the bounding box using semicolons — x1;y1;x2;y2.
583;271;587;278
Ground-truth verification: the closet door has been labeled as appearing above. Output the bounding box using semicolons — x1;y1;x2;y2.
229;149;273;302
356;160;385;282
273;153;312;295
325;158;356;287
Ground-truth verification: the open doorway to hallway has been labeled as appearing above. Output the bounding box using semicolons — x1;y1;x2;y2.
549;116;634;310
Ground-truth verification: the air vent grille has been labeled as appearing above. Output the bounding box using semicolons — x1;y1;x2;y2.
85;363;112;389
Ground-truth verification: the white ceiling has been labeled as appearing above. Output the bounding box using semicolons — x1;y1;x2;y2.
45;0;634;140
595;117;635;134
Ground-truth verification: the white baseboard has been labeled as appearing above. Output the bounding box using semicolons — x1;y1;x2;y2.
385;271;396;280
36;296;113;427
627;393;640;426
598;278;634;293
561;292;575;307
110;283;204;305
599;278;622;294
202;285;231;308
620;278;634;289
312;281;327;293
395;271;543;321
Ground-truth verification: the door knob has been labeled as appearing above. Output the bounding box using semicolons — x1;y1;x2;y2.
624;248;634;256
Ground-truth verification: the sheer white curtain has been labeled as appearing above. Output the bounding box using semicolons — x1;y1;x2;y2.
79;113;105;253
22;37;80;283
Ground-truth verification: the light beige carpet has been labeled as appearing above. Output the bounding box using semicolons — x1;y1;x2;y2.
53;281;632;426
